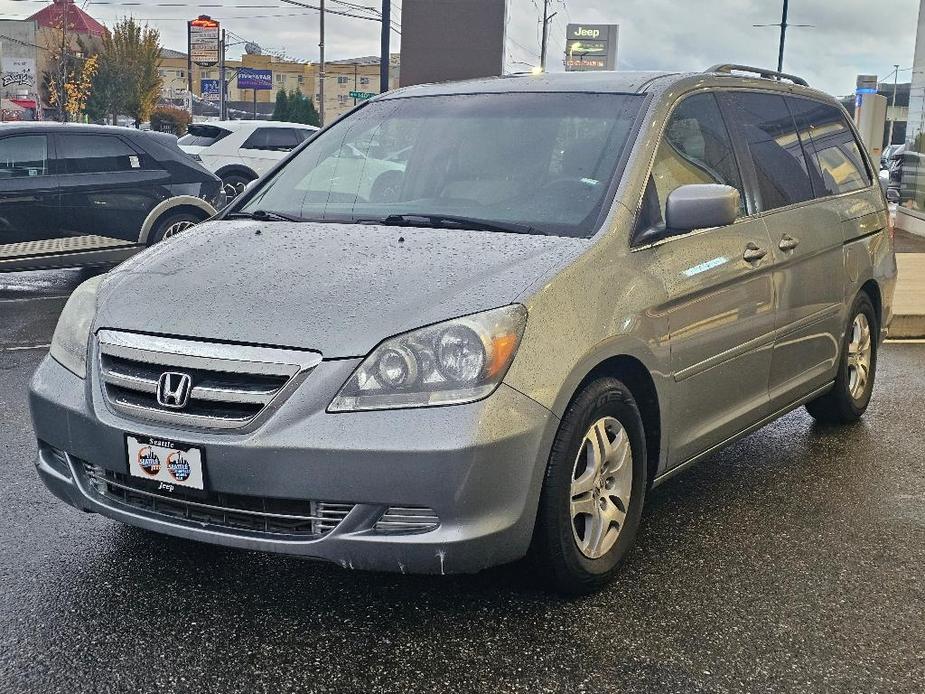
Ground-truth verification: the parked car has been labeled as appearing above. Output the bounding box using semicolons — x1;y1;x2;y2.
31;65;896;594
177;120;318;200
882;144;906;203
880;143;902;170
0;123;221;272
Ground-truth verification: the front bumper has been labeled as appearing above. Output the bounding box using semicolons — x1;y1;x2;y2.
29;354;557;574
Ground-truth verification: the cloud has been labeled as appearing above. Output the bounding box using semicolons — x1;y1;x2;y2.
1;0;919;96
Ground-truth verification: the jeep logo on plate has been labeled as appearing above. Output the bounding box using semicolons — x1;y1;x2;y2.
156;372;192;409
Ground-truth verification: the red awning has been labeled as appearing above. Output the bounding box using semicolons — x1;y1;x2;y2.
10;99;37;109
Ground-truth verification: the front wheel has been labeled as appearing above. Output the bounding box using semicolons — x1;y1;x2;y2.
805;293;878;425
148;210;203;244
532;377;648;595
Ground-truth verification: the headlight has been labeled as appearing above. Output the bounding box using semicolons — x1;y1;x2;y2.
329;304;528;412
49;275;104;378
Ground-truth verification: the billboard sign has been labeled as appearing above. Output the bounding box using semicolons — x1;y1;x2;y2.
400;0;507;87
189;16;220;67
201;79;220;101
565;24;619;72
237;68;273;91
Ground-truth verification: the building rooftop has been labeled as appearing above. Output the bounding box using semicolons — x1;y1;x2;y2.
27;0;105;37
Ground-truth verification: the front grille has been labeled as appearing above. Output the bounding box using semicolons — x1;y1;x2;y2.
81;463;353;539
97;329;321;430
374;506;440;534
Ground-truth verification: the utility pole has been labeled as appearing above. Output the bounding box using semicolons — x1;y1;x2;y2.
888;63;900;146
219;29;226;121
539;0;557;72
319;0;325;126
380;0;390;93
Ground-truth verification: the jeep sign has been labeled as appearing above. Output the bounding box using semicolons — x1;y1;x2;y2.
565;23;619;72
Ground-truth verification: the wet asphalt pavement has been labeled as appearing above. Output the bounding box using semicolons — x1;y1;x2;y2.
1;270;923;694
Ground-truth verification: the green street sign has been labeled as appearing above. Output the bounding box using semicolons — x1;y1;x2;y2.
349;91;376;100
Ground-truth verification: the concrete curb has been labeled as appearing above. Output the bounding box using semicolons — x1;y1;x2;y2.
888;316;925;339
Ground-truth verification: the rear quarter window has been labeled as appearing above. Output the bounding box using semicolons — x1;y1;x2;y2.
787;97;871;196
242;128;302;151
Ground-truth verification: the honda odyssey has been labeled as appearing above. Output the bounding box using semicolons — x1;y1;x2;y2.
29;65;897;593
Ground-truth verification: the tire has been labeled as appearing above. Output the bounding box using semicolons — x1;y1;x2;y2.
532;377;648;595
805;292;878;425
221;173;253;203
148;210;203;245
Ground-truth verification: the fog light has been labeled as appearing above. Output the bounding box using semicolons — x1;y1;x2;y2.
374;506;440;534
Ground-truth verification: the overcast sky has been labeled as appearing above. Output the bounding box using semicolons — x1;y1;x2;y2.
1;0;920;95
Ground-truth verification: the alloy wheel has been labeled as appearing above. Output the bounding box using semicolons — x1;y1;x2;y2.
570;416;633;560
162;220;196;239
847;313;873;400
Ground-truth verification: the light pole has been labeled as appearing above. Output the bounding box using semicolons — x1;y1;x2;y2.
753;0;812;74
776;0;788;73
888;63;900;146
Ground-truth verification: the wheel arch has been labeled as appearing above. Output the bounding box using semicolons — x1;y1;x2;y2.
563;353;663;487
138;196;216;244
859;278;883;332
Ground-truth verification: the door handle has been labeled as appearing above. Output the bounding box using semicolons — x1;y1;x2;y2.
743;243;767;263
779;234;800;251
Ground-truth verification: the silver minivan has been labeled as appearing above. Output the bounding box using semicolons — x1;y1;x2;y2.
30;65;897;593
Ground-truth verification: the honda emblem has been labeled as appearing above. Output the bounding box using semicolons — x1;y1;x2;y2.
156;372;192;409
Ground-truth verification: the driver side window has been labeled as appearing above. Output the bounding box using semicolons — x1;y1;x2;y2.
637;92;745;231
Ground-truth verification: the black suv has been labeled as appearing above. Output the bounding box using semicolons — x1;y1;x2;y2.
0;123;222;271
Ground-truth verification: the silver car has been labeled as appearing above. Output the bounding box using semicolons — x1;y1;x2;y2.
30;65;897;594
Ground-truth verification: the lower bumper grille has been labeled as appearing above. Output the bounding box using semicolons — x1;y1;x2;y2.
80;463;353;539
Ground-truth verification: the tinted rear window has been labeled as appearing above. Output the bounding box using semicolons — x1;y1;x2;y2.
241;128;303;151
179;125;232;147
57;134;140;174
787;97;871;196
725;92;815;211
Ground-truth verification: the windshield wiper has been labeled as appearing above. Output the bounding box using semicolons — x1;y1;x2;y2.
225;209;306;222
365;213;538;235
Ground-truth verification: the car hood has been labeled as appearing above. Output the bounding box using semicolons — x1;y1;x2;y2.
95;220;588;358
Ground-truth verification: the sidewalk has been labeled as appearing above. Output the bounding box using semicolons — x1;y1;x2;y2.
890;253;925;338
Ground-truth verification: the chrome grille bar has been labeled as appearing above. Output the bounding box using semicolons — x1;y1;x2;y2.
97;329;321;430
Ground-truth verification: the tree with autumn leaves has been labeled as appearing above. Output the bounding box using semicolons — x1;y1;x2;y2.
86;18;164;125
42;15;163;124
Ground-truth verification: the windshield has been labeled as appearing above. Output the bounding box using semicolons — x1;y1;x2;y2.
239;92;644;237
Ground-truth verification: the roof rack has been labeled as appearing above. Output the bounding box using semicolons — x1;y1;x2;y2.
705;64;809;87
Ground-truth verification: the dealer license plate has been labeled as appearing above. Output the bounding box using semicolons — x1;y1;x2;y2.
126;434;205;491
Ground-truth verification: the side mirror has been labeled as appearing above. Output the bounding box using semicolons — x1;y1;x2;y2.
665;184;739;234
